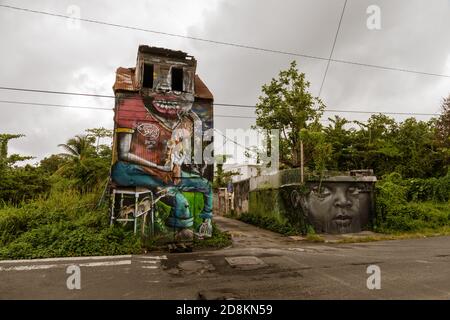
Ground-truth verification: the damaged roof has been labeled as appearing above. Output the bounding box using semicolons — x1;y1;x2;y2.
138;45;194;61
113;67;213;100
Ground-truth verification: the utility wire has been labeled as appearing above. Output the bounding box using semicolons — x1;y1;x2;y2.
1;4;450;79
0;99;255;119
0;87;441;116
0;98;260;152
318;0;347;98
0;99;112;111
0;86;114;99
213;128;256;154
0;98;437;157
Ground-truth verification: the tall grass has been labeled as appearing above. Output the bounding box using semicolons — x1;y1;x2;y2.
375;173;450;233
0;190;141;260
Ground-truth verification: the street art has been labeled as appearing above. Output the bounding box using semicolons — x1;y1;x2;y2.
243;171;376;234
110;46;214;241
301;181;372;234
286;178;375;234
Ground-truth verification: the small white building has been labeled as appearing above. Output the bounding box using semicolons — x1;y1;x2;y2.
223;163;262;183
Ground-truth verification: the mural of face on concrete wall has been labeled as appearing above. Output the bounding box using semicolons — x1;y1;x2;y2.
111;46;213;241
303;181;371;234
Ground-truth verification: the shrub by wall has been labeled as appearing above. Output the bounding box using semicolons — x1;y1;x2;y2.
375;172;450;233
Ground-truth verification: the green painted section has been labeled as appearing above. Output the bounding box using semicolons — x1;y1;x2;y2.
247;186;310;235
153;192;205;234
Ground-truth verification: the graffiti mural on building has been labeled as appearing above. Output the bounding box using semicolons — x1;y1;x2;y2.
236;169;376;234
110;46;214;240
283;177;375;234
301;179;374;234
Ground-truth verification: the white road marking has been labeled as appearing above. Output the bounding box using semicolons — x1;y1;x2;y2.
79;260;132;267
415;260;431;264
287;248;306;252
0;260;132;272
0;255;165;272
0;255;132;264
0;264;59;271
139;260;160;264
139;255;167;260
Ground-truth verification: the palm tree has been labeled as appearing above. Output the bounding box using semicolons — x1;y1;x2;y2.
58;135;95;161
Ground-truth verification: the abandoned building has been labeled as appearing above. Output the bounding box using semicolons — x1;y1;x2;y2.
109;45;214;240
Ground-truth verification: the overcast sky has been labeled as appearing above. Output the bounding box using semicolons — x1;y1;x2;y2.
1;0;449;165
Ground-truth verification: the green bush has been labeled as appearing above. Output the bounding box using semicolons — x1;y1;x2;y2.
0;190;141;260
405;174;450;202
375;172;450;233
239;212;301;236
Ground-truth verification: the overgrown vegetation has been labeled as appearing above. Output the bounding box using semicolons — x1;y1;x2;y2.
374;173;450;233
247;62;450;238
193;224;232;249
0;128;131;259
0;128;228;260
255;62;450;178
238;212;302;236
0;190;142;259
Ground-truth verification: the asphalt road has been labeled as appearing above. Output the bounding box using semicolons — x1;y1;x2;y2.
1;216;450;299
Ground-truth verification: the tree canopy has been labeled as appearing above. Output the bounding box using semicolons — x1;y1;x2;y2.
254;62;449;178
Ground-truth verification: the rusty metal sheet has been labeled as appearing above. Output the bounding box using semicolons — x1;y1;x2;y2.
113;67;137;92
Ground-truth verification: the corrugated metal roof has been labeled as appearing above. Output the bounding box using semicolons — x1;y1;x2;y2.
113;67;136;92
193;75;213;100
113;67;213;100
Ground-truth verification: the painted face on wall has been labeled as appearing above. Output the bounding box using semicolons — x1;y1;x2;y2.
142;61;195;119
305;183;364;234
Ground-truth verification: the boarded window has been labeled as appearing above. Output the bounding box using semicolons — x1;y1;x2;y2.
171;67;183;91
142;64;154;88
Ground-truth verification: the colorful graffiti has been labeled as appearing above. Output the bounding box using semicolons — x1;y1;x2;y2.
110;46;214;241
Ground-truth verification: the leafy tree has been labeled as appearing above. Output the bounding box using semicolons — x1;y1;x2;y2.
435;94;450;171
254;61;325;168
323;115;356;171
435;94;450;147
57;133;110;192
301;128;332;178
0;134;33;170
393;118;439;178
85;127;113;153
0;134;48;204
213;154;239;188
39;154;68;175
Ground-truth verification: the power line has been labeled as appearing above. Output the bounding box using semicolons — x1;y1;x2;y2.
1;4;450;79
324;109;439;117
213;128;256;154
0;98;438;155
215;102;440;115
0;99;337;125
217;103;440;116
0;99;111;111
0;99;253;119
0;86;114;99
318;0;347;98
0;100;259;155
0;87;441;116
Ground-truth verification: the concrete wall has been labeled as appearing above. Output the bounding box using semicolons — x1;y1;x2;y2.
233;179;250;215
233;169;376;234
